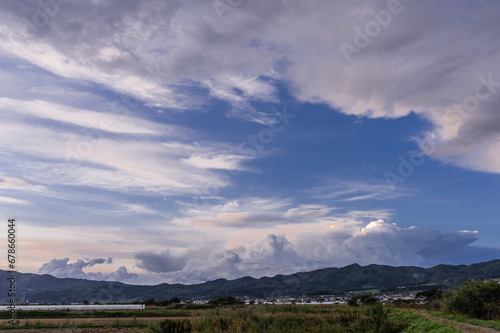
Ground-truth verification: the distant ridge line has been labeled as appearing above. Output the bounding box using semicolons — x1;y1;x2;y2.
1;259;498;303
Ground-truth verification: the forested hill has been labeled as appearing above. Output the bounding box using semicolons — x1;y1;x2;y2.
1;260;499;304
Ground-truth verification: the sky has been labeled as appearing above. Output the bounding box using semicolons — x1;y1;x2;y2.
0;0;500;285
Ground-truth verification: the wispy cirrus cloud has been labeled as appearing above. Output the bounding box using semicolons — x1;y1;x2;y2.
174;196;393;229
0;195;30;205
0;175;48;193
0;0;499;284
0;97;176;135
0;96;254;199
308;179;413;201
2;1;500;172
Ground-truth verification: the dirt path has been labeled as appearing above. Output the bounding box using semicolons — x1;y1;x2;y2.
414;311;499;333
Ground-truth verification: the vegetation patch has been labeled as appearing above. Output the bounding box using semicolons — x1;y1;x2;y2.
425;310;500;330
390;311;461;333
444;278;500;320
149;303;409;333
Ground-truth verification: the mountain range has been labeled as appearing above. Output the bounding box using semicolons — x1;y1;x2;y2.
2;260;499;304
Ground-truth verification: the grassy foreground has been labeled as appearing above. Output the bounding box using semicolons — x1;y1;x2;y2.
148;304;465;333
1;303;497;332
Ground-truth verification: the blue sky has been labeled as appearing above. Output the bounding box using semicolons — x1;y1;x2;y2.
0;0;500;285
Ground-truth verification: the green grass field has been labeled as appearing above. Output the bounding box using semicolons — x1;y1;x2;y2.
2;303;498;332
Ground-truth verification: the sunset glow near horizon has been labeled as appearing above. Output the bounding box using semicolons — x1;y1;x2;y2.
0;0;500;285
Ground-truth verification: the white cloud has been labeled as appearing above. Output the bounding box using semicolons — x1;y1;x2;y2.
134;234;298;284
283;204;333;219
182;153;251;171
204;77;279;124
117;204;161;216
295;219;499;270
0;175;47;193
175;197;308;228
309;179;414;201
0;97;175;135
2;0;497;172
133;219;500;284
0;196;29;205
108;266;138;282
174;195;396;231
170;250;243;284
38;257;137;282
134;251;186;273
236;234;301;276
0;119;252;199
1;0;499;285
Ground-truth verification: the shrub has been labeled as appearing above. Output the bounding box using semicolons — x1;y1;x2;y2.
445;279;500;320
141;298;156;306
416;287;445;311
348;294;379;307
157;297;182;306
150;319;192;333
208;296;244;306
416;288;443;302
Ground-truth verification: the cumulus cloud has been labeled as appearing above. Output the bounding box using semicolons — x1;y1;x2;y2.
236;234;301;276
296;219;500;270
135;237;291;284
2;0;500;284
134;251;186;273
134;221;500;284
174;250;244;284
108;266;138;282
85;258;106;267
38;258;136;282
